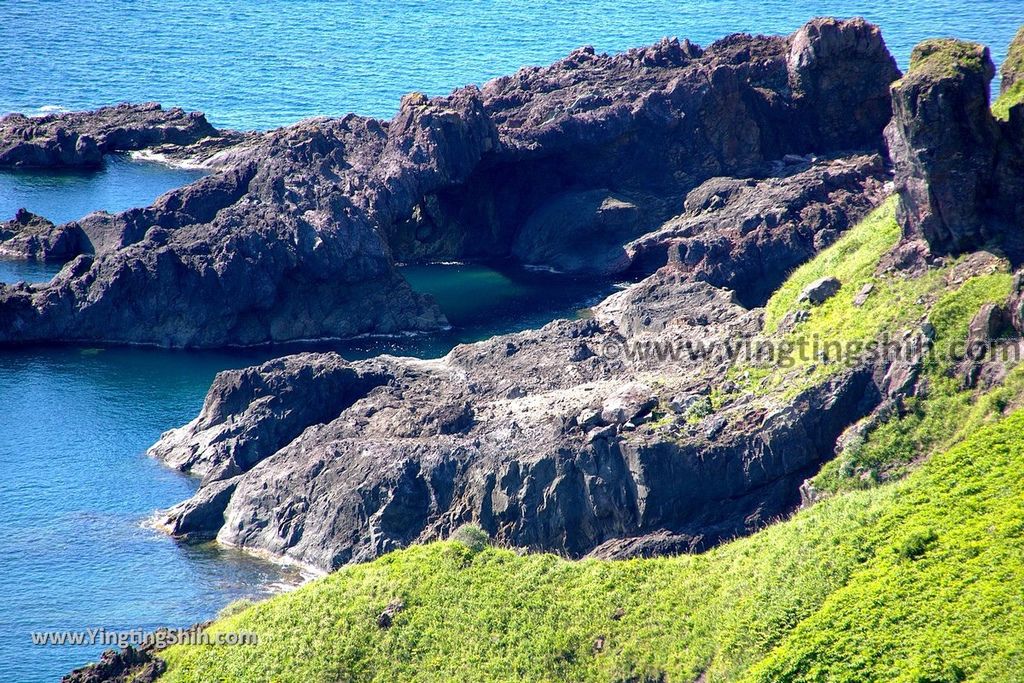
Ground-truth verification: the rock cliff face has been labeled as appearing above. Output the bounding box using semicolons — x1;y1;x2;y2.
153;270;887;569
625;153;887;306
0;18;898;347
1000;27;1024;95
885;36;1024;257
148;148;892;571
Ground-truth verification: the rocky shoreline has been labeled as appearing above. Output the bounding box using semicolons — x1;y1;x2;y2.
0;17;896;348
26;16;1024;681
0;102;237;169
139;18;1024;573
122;17;901;571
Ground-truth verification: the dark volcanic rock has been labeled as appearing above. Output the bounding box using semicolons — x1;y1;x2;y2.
798;276;841;305
0;18;898;347
61;621;213;683
510;190;646;275
150;353;393;482
885;32;1024;257
786;17;901;151
144;19;900;561
625;154;887;306
0;209;89;261
62;645;165;683
885;40;1001;254
0;102;219;169
152;252;886;570
1007;270;1024;335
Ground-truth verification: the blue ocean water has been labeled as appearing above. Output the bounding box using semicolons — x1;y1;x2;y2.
0;1;1019;129
0;2;1021;681
0;155;205;225
0;260;603;683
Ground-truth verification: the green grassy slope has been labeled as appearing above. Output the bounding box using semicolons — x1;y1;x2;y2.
158;204;1024;682
993;80;1024;120
159;409;1024;683
994;26;1024;120
738;198;1013;491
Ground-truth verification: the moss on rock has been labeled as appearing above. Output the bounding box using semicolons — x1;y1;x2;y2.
906;38;993;82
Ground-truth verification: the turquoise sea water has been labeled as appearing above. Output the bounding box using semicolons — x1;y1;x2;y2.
0;257;603;683
1;2;1022;681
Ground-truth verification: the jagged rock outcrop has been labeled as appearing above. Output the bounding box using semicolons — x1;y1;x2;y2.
61;622;212;683
0;209;89;261
624;153;887;305
885;32;1024;257
61;646;165;683
152;261;886;569
0;103;226;169
149;132;892;568
150;354;394;482
0;18;898;347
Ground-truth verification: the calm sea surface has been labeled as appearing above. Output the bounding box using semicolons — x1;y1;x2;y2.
0;2;1020;680
1;1;1019;129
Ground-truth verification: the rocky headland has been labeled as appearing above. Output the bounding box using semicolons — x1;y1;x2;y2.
8;9;1021;588
115;17;907;571
56;17;1024;683
0;17;896;347
0;102;244;169
141;20;1024;573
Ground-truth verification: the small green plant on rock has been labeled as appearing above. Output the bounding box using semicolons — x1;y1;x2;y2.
450;523;491;553
684;396;713;424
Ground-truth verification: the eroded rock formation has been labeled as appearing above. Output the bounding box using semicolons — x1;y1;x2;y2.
1000;27;1024;95
885;34;1024;257
149;148;893;570
153;270;887;569
0;18;898;347
0;209;88;261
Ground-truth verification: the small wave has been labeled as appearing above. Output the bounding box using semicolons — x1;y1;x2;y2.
128;149;213;171
523;264;564;274
31;104;69;116
140;509;173;533
396;260;466;267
